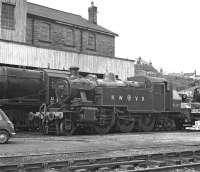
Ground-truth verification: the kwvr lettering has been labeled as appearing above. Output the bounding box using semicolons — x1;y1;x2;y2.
111;95;115;100
119;96;123;100
111;95;145;102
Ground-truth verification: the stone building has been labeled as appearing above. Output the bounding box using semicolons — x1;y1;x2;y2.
0;0;135;79
134;57;158;77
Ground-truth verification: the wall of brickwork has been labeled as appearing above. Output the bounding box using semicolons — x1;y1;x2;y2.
26;16;115;57
81;30;115;57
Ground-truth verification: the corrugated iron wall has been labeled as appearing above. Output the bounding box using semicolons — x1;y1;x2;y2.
0;41;135;79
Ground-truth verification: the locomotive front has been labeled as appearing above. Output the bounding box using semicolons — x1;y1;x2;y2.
40;67;100;135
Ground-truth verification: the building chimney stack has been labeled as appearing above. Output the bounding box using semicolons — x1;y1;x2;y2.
88;2;97;24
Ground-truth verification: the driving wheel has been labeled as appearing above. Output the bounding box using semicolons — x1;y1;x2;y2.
116;113;135;133
139;116;155;132
94;109;115;135
60;118;76;136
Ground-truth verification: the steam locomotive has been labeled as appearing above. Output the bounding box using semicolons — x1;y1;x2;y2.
0;66;69;130
0;66;191;135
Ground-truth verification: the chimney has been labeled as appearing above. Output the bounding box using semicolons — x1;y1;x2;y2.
88;2;97;24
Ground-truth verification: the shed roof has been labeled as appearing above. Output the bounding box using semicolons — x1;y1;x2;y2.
27;3;118;36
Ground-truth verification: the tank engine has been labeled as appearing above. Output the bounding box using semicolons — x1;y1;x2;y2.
39;67;188;135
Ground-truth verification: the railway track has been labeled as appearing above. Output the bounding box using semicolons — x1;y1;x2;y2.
2;150;200;171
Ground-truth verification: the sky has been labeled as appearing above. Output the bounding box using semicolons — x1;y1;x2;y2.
28;0;200;74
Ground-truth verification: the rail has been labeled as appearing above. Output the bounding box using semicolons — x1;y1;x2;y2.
1;150;200;171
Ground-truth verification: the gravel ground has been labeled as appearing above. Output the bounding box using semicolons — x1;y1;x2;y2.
1;131;200;165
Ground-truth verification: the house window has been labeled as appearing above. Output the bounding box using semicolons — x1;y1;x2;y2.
39;22;51;42
1;3;15;30
64;28;74;46
87;32;96;50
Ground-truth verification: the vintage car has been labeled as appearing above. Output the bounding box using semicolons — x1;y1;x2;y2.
0;109;16;144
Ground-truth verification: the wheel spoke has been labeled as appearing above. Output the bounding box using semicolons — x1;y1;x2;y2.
116;115;135;133
94;109;115;134
60;119;76;136
139;116;155;132
165;118;176;131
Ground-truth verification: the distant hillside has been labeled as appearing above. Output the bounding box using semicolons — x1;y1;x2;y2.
163;75;197;91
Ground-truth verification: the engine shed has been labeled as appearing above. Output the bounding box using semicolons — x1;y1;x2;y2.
0;0;135;80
